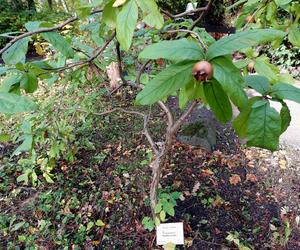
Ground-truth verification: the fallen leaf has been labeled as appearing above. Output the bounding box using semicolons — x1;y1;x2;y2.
246;173;258;183
192;181;200;193
229;174;241;185
279;159;287;169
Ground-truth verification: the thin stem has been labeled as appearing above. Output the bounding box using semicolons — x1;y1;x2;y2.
161;6;208;19
166;29;207;52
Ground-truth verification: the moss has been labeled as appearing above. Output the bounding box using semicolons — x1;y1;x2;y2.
181;121;208;138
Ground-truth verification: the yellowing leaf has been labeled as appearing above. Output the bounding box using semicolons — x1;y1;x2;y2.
163;242;176;250
229;174;241;185
34;42;45;56
113;0;126;7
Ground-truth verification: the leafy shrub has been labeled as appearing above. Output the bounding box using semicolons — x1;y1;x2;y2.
265;42;300;78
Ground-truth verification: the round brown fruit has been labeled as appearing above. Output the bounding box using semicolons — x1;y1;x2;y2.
192;61;213;82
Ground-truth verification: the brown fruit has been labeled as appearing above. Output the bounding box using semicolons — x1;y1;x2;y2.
247;61;254;72
192;61;213;82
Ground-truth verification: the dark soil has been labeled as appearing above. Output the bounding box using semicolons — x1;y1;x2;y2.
1;93;300;249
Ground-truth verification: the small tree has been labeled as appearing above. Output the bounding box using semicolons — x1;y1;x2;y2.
0;0;299;223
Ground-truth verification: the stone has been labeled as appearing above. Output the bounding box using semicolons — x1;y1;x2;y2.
177;119;216;152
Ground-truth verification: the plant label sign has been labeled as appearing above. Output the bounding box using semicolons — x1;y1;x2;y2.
156;222;184;245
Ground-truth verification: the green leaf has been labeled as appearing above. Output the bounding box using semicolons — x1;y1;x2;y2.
142;217;155;231
103;0;119;28
164;203;175;217
270;83;300;104
43;173;54;183
0;74;21;93
274;0;292;6
11;222;25;232
244;75;270;94
95;219;105;227
2;38;30;65
254;57;279;82
266;2;277;21
211;56;248;109
136;61;194;105
20;72;38;93
116;0;138;51
0;92;37;114
160;210;166;221
12;134;33;156
179;79;205;109
139;38;204;62
137;0;164;29
87;221;94;231
206;29;286;60
233;97;260;138
0;66;8;76
247;100;281;151
0;133;11;142
288;25;300;47
155;203;162;213
41;32;74;58
203;80;233;124
280;103;291;134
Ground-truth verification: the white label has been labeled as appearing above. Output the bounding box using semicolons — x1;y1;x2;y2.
156;222;184;245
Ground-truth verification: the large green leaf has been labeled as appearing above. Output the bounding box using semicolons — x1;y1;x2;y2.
2;38;30;65
206;29;286;60
211;56;248;109
203;80;233;124
288;25;300;47
20;72;38;93
179;79;206;109
269;83;300;103
139;38;204;62
137;0;164;29
0;92;37;114
0;66;7;76
103;0;119;28
254;57;279;82
136;61;195;105
280;102;291;134
244;75;270;95
233;97;260;138
42;32;74;58
116;0;138;51
247;100;281;151
0;74;21;93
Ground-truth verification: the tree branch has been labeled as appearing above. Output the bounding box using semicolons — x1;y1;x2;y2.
158;101;174;130
166;29;207;52
38;31;116;74
190;0;213;30
161;7;207;19
0;9;103;56
171;101;198;134
136;59;151;86
116;41;128;86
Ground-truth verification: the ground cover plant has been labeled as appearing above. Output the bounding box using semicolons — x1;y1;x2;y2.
0;0;300;249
